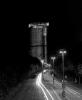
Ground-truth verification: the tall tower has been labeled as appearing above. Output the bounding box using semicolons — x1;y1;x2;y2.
28;22;49;63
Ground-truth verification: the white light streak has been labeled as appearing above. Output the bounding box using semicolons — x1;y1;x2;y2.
41;83;54;100
36;73;54;100
66;87;80;95
36;73;49;100
36;72;82;100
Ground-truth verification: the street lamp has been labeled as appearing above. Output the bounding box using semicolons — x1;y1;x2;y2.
43;23;49;63
51;56;56;84
40;59;44;79
59;49;67;98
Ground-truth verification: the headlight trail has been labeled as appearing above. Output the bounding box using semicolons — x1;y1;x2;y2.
35;72;82;100
36;73;48;100
41;81;54;100
36;72;54;100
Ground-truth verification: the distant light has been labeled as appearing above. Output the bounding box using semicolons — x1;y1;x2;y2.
38;22;49;26
44;62;51;67
41;59;44;64
48;64;51;67
28;24;43;28
43;69;47;73
28;24;31;28
28;22;49;28
46;22;49;26
51;56;56;60
59;49;67;54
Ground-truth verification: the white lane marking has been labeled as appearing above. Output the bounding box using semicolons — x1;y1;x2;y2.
36;73;49;100
39;83;49;100
66;87;81;98
53;89;62;100
41;82;54;100
36;72;54;100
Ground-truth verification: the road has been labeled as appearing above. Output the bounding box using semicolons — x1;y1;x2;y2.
43;71;82;100
5;78;45;100
4;71;82;100
5;72;62;100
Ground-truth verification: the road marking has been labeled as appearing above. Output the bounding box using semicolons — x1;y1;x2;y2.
53;79;81;98
41;82;54;100
36;72;54;100
36;73;48;100
66;87;80;95
66;87;81;98
39;83;49;100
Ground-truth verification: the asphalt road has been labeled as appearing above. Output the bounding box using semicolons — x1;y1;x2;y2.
5;78;46;100
43;71;82;100
5;72;63;100
4;71;82;100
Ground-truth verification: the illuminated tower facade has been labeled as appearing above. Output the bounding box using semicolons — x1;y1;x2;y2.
28;22;49;63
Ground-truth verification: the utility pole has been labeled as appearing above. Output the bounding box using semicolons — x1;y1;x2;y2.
43;25;49;63
59;49;67;99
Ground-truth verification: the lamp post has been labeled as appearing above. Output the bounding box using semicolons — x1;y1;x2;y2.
51;56;56;84
59;49;67;98
41;59;44;79
43;23;49;63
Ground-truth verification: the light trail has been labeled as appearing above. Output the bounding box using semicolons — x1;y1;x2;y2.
36;73;48;100
36;72;54;100
41;81;54;100
36;72;82;100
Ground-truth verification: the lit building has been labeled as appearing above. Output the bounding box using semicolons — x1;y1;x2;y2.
28;22;49;62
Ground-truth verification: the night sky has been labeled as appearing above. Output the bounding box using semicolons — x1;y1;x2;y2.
0;2;82;99
0;1;82;64
23;2;82;64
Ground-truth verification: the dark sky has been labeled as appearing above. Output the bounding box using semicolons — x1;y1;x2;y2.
0;1;82;64
23;1;82;63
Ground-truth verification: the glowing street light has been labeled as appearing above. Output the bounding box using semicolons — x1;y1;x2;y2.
59;50;67;54
41;59;44;70
41;59;44;64
51;56;56;64
59;49;67;98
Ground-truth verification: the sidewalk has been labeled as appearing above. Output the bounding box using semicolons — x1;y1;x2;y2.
54;75;82;95
43;72;64;100
43;72;82;100
44;71;82;93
